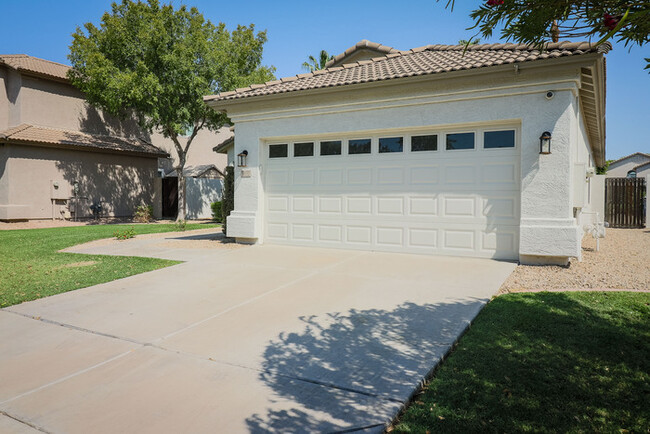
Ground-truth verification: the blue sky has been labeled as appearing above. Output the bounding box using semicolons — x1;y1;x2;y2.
1;0;648;160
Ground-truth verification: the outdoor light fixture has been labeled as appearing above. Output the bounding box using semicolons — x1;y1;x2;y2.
237;150;248;167
539;131;552;154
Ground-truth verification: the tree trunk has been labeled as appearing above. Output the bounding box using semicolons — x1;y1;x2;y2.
176;165;186;221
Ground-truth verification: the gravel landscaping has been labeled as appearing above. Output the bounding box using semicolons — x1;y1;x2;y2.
501;228;649;292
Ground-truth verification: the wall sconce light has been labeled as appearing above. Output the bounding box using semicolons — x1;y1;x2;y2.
539;131;552;154
237;150;248;167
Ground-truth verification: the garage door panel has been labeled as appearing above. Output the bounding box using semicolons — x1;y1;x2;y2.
264;129;520;260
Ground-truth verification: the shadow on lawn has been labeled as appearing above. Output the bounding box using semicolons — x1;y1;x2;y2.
394;292;650;432
245;300;487;433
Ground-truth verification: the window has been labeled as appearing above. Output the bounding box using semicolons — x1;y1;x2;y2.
484;130;515;149
379;137;403;153
320;140;342;156
627;170;637;179
446;132;475;150
269;144;288;158
348;139;371;155
294;142;314;157
411;135;437;152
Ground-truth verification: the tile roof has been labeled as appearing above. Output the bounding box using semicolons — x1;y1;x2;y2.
0;54;70;81
0;124;168;157
610;152;650;165
165;164;224;178
212;136;233;153
205;41;611;104
324;39;406;68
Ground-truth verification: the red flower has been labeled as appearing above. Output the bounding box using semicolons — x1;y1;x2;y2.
487;0;504;5
603;13;620;31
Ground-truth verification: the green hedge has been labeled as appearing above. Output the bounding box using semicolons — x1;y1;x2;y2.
210;201;222;222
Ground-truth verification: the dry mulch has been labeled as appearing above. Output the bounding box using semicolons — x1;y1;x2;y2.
500;228;649;293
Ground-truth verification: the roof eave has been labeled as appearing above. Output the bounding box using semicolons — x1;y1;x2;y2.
0;137;168;158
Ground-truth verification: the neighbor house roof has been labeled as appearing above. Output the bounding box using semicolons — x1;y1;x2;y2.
205;41;611;103
0;124;168;158
0;54;70;82
324;39;406;68
212;136;233;154
165;164;224;178
609;152;650;166
633;161;650;172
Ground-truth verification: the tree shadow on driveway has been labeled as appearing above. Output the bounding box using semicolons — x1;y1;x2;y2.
245;299;487;432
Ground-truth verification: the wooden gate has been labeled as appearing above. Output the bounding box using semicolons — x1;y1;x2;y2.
605;177;646;228
162;177;178;219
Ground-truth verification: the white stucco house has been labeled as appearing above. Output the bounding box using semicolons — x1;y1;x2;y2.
205;40;609;265
605;152;650;178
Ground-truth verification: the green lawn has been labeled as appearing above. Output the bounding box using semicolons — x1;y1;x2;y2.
393;292;650;433
0;223;218;307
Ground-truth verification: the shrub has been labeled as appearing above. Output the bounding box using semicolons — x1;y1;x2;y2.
222;166;234;234
211;201;222;222
175;219;187;232
114;227;136;240
134;204;154;223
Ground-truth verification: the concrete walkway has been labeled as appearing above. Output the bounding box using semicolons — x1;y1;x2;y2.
1;231;516;433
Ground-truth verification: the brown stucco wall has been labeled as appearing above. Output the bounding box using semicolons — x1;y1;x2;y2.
0;68;8;130
152;127;229;175
0;144;157;220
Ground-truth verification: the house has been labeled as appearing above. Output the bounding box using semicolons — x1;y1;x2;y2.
0;54;229;221
605;152;650;178
0;54;168;220
205;40;609;265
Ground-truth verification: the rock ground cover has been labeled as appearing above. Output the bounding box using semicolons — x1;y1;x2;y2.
501;228;649;292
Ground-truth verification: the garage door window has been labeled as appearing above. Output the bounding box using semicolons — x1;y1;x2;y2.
349;139;371;155
484;130;515;149
411;135;437;152
379;137;403;153
294;142;314;157
446;133;474;150
269;144;288;158
320;140;342;156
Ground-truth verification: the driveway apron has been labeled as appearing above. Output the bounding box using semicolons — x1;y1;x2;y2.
1;234;515;433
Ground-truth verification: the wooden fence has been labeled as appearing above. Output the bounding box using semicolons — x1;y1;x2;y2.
605;177;646;228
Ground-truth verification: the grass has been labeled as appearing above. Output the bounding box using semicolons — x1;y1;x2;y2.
393;291;650;433
0;223;218;307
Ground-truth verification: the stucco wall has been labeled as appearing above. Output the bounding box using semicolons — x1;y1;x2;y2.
0;144;157;220
0;68;8;130
152;127;229;174
607;154;650;177
186;177;223;219
219;59;596;261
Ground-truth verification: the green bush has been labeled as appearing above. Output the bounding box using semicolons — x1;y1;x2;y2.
222;166;234;234
174;219;187;232
134;204;154;223
114;227;136;240
211;201;222;222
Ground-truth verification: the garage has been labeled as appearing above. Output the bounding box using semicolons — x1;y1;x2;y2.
263;125;520;260
206;40;608;265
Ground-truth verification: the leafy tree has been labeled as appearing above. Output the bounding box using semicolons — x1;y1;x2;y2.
458;38;481;45
441;1;649;70
596;159;615;174
302;50;333;72
68;0;275;220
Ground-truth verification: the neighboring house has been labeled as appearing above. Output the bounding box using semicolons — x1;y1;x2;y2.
213;134;234;166
0;54;229;221
163;164;225;219
205;40;609;265
605;152;650;178
0;54;167;220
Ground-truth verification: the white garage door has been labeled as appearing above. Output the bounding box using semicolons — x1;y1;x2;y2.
263;126;520;260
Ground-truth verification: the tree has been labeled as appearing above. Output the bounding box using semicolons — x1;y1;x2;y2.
68;0;275;220
302;50;333;72
441;1;649;69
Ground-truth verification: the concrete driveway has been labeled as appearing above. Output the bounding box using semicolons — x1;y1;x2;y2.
1;231;516;433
